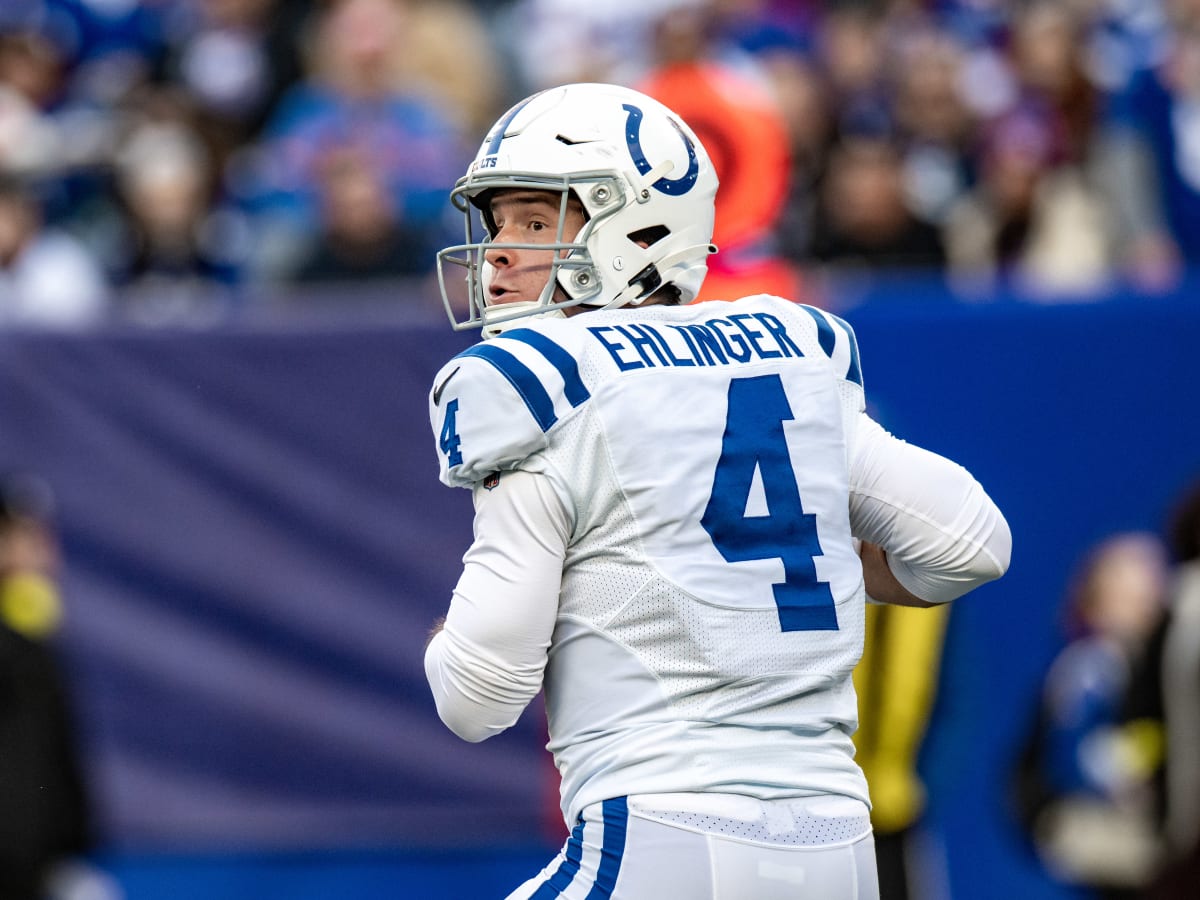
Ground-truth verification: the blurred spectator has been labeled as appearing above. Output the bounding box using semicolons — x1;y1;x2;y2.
228;0;467;283
36;0;169;108
0;472;96;899
1153;480;1200;896
853;601;953;900
1120;478;1200;900
286;144;433;284
102;105;248;323
814;3;889;115
890;25;976;228
393;0;509;137
501;0;707;94
1013;532;1169;899
758;49;832;265
0;28;67;176
1095;0;1200;291
0;26;113;186
159;0;315;173
943;104;1113;297
1007;0;1100;166
0;175;109;327
638;3;802;302
710;0;820;57
808;124;948;272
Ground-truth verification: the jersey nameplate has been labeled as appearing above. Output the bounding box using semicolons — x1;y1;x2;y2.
587;312;803;372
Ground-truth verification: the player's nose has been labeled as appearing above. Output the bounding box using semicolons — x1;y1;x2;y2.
484;243;513;268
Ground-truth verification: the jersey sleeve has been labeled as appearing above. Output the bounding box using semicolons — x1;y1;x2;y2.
793;302;865;395
428;326;594;487
785;300;867;461
849;413;1012;604
424;467;570;741
428;354;546;487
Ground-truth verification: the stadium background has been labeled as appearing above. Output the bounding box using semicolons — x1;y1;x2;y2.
2;0;1200;898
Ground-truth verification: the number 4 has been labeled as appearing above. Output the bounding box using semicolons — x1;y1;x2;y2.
440;399;464;467
701;374;838;632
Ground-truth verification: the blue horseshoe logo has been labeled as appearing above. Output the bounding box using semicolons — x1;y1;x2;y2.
623;103;699;196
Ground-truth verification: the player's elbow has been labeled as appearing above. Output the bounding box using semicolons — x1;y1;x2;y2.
938;509;1012;600
427;674;513;743
977;510;1012;584
887;510;1012;605
435;703;506;743
936;494;1013;600
424;629;530;743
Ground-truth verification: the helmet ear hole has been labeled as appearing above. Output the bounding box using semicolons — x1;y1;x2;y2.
627;224;671;248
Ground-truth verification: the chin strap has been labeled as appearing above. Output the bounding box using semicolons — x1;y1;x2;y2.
601;242;718;311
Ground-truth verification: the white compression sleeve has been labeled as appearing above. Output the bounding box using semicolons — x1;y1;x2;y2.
849;413;1011;604
424;468;571;742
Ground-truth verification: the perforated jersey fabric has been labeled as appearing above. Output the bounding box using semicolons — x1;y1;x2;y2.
629;794;873;846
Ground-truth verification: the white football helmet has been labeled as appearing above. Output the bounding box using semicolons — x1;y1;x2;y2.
437;82;719;337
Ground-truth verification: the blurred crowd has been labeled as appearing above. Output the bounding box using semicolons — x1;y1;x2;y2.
1014;480;1200;900
3;0;1200;326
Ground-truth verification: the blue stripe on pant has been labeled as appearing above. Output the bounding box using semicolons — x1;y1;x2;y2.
531;798;629;899
530;821;586;899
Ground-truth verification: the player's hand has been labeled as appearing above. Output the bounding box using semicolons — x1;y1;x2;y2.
858;541;936;608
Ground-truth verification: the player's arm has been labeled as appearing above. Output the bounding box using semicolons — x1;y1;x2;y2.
424;468;570;742
849;413;1011;606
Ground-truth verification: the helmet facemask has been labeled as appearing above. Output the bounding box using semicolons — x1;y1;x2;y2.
437;171;624;337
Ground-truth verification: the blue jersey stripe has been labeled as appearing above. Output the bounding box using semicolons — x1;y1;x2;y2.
799;304;836;357
460;344;557;431
826;311;863;387
502;329;591;407
798;305;863;387
585;797;629;900
530;821;586;899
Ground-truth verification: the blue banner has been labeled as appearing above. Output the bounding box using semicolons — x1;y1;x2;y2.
0;321;557;852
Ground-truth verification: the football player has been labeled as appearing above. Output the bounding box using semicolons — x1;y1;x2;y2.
424;82;1011;900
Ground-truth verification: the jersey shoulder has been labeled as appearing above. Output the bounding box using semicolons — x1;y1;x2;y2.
754;296;863;389
428;323;593;487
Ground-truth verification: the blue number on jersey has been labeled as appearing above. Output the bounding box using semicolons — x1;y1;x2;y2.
701;374;838;632
440;398;464;467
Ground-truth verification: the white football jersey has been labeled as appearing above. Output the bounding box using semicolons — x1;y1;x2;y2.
429;294;871;823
